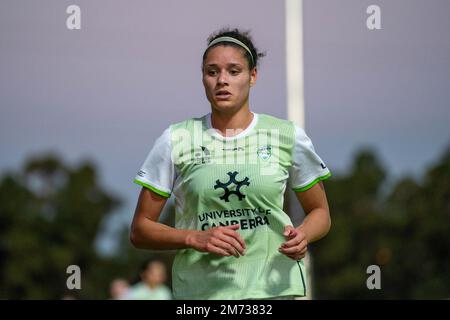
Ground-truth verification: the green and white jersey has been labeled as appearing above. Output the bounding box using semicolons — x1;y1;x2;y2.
134;113;331;300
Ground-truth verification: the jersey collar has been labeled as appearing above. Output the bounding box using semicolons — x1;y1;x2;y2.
206;112;258;141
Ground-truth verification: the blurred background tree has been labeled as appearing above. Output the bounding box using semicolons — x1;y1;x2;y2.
312;145;450;299
0;146;448;299
0;154;174;299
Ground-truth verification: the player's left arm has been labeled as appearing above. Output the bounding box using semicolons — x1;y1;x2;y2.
279;181;331;260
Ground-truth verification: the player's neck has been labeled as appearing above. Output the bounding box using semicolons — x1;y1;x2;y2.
211;106;253;137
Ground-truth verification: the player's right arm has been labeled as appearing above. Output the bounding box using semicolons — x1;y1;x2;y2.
130;187;246;257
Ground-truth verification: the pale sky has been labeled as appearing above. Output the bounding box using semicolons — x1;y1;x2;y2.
1;0;449;253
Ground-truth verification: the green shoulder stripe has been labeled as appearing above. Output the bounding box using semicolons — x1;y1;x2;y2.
292;172;332;192
134;179;171;198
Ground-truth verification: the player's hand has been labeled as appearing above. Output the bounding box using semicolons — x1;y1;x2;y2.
186;224;246;258
279;225;308;260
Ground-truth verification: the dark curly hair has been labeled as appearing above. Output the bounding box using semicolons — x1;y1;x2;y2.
202;27;266;70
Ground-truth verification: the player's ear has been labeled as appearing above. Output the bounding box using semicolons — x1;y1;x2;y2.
250;68;257;86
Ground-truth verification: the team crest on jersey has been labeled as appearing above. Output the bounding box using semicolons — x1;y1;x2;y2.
214;171;250;202
257;145;272;160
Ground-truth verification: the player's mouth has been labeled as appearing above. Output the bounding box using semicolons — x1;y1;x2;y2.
215;90;232;100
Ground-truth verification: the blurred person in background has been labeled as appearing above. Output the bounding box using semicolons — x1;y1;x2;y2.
125;259;172;300
109;278;130;300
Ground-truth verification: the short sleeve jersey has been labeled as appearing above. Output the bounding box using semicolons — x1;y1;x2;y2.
134;113;331;300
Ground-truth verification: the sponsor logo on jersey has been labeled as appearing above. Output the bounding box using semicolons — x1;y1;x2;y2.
194;146;211;165
257;145;272;160
214;171;250;202
198;207;272;231
137;170;146;177
222;146;245;151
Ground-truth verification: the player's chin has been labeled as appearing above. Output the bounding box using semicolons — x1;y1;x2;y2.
213;101;235;111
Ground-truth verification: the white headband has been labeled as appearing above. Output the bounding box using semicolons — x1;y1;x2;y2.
207;36;255;66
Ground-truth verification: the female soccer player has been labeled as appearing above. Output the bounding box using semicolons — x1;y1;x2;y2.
131;28;331;300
